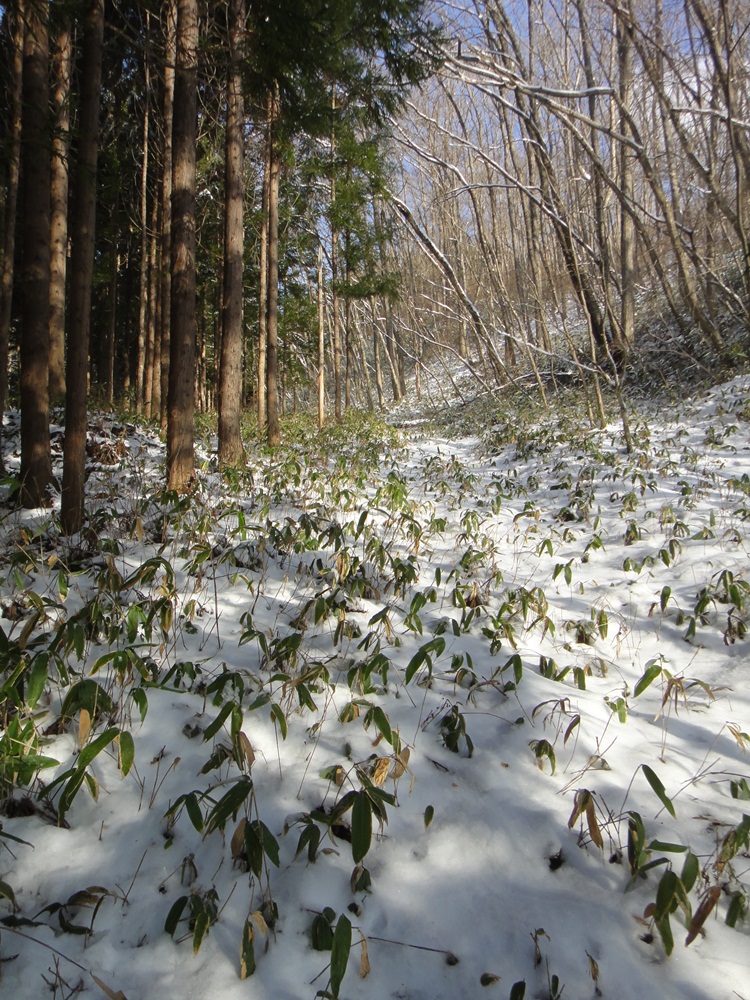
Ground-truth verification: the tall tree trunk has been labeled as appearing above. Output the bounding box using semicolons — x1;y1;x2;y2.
61;0;104;534
166;0;198;490
104;246;117;401
266;88;280;447
317;243;325;428
144;191;160;417
0;0;24;467
384;297;404;402
49;11;72;406
330;91;342;419
19;1;53;508
159;0;176;433
136;23;151;414
218;0;246;467
373;319;385;410
618;11;636;361
331;222;341;418
257;94;270;430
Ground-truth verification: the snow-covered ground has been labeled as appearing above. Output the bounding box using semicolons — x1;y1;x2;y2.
1;378;749;1000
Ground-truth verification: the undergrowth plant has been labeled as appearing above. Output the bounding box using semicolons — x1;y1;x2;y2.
1;398;750;996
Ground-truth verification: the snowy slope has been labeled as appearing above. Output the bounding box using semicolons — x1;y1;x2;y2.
0;379;749;1000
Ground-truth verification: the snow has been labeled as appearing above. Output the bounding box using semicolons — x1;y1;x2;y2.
1;378;750;1000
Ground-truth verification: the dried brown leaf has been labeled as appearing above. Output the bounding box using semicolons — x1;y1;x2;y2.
372;757;390;788
685;886;721;946
390;748;411;780
567;789;590;829
586;798;603;849
251;909;268;938
359;937;371;978
727;724;750;752
91;973;128;1000
78;709;92;750
586;952;599;983
238;732;255;771
231;819;247;860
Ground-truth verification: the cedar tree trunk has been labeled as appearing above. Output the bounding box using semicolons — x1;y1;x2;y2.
166;0;198;490
61;0;104;534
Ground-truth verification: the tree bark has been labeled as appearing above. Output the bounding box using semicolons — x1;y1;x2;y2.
61;0;104;534
266;89;281;448
144;187;160;417
104;245;117;401
49;12;72;406
218;0;246;468
317;243;325;428
0;0;24;467
19;1;53;508
159;0;176;433
257;94;270;430
330;90;342;419
617;11;636;360
166;0;198;490
136;22;151;414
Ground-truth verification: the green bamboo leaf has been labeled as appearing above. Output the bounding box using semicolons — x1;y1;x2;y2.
0;880;18;910
118;731;135;777
634;661;663;698
26;654;48;709
240;918;256;978
84;771;99;801
259;821;280;868
311;910;334;950
404;648;427;685
655;914;674;956
654;870;678;920
509;982;526;1000
90;650;119;676
0;661;27;702
126;604;143;643
642;765;676;818
330;914;352;999
58;768;87;823
647;840;687;853
726;891;747;928
77;728;120;770
205;775;253;834
192;910;210;953
370;706;392;745
244;821;264;879
270;703;288;740
61;679;113;720
424;804;434;829
352;792;372;863
202;702;235;742
185;792;204;833
297;822;321;863
130;687;148;723
164;895;189;936
681;852;699;893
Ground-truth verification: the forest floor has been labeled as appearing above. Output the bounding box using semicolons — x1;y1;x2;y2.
1;376;750;1000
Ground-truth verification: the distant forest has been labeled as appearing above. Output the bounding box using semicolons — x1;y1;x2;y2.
0;1;748;513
